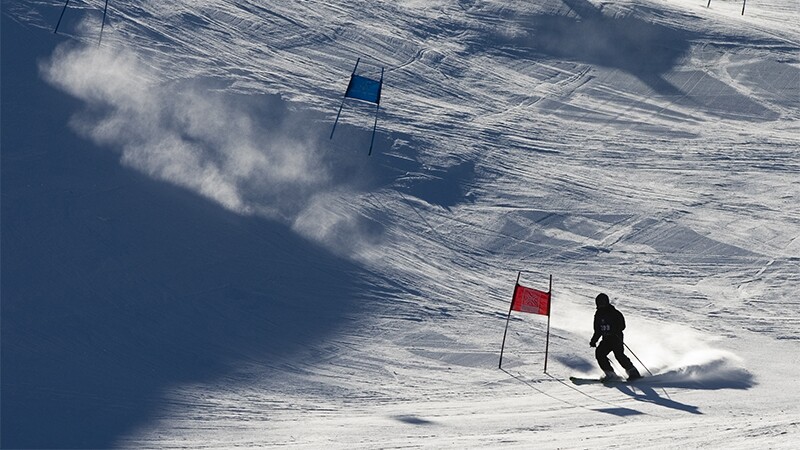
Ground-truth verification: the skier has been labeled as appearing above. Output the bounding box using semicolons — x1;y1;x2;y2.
589;293;642;381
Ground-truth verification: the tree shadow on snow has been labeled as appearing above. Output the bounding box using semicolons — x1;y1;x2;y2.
391;414;438;425
463;0;786;121
592;407;644;417
468;0;690;95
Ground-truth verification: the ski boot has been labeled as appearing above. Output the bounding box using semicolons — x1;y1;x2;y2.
600;370;621;382
627;367;642;381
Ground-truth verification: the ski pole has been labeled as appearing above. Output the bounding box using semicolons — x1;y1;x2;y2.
625;342;671;400
624;342;655;377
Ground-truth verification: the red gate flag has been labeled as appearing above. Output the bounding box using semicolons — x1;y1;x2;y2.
499;273;553;371
511;284;550;316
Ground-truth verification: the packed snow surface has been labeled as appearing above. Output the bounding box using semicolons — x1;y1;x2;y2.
2;0;799;448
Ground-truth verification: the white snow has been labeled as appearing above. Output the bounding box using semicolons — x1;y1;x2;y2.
2;0;799;448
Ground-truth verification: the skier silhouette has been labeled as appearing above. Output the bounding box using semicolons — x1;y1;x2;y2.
589;293;642;381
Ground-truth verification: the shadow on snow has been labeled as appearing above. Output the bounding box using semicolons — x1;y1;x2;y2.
467;0;691;95
464;0;784;121
1;10;484;446
0;16;373;449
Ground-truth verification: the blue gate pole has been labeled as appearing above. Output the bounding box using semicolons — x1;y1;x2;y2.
330;58;361;139
54;0;71;34
98;0;110;45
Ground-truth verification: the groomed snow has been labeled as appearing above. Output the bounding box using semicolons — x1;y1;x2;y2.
2;0;799;448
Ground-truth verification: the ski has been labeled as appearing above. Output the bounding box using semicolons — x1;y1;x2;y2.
569;376;640;386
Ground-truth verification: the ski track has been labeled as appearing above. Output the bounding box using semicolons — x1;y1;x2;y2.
4;0;800;448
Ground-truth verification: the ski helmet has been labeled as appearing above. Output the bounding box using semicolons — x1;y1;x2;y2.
595;293;610;307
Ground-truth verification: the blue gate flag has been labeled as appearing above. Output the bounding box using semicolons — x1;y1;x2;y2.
330;58;385;155
346;75;382;104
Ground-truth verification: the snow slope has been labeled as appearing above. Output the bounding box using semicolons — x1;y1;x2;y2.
2;0;799;448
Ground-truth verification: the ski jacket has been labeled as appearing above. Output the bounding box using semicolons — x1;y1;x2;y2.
591;305;626;343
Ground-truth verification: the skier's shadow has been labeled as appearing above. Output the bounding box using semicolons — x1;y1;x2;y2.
615;384;701;415
611;361;755;414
